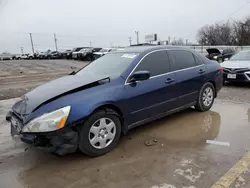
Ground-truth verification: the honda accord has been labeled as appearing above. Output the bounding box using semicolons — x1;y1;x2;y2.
6;46;223;156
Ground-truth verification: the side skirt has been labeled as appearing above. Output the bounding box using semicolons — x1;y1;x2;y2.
127;102;197;131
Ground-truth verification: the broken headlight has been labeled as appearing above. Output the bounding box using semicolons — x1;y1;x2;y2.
22;106;71;133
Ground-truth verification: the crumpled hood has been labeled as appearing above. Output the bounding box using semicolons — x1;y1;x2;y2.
12;73;109;115
221;60;250;69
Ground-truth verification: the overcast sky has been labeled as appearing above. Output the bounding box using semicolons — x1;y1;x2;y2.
0;0;250;54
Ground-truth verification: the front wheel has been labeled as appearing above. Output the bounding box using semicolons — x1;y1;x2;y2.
79;109;121;156
195;82;215;112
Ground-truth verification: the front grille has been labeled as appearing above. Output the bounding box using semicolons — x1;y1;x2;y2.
223;68;250;73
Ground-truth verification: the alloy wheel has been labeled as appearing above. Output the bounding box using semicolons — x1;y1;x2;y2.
202;87;214;107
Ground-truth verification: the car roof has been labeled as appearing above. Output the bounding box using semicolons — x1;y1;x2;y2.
113;45;195;54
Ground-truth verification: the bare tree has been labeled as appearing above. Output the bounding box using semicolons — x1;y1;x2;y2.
232;17;250;45
171;38;185;45
197;22;233;45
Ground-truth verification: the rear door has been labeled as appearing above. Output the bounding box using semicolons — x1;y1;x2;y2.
124;50;179;126
168;50;206;106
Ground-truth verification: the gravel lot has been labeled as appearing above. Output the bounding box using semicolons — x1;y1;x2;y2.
0;59;88;100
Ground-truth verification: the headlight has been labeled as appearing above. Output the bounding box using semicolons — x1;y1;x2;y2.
22;106;71;133
213;56;218;60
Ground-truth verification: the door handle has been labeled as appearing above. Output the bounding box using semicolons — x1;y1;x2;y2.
165;78;175;84
198;69;206;74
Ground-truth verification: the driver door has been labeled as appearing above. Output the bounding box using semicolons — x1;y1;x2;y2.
122;50;179;127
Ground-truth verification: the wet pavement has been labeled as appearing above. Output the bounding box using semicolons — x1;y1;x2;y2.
0;99;250;188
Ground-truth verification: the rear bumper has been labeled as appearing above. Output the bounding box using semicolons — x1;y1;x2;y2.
6;111;78;155
214;73;223;96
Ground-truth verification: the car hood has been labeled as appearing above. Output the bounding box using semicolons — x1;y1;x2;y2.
206;48;221;54
221;60;250;69
12;73;110;115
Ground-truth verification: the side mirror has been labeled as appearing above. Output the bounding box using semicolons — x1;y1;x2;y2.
128;71;150;83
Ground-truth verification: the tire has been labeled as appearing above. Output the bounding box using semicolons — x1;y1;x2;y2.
195;82;215;112
79;109;121;156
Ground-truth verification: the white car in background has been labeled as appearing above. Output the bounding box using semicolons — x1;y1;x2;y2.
17;54;34;60
221;50;250;83
93;48;115;60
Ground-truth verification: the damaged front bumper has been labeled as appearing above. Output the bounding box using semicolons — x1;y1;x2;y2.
6;111;79;156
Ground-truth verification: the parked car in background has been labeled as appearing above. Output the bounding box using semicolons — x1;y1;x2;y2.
47;51;62;59
6;46;222;156
16;54;34;60
79;47;102;61
93;48;114;60
0;53;12;60
0;56;12;60
61;50;71;59
70;47;85;60
73;48;89;60
206;48;236;63
221;50;250;83
38;52;48;59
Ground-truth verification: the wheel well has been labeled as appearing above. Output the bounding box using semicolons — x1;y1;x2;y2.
92;104;125;133
92;104;123;121
208;80;217;97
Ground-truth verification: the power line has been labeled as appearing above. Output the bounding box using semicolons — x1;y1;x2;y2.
220;1;250;22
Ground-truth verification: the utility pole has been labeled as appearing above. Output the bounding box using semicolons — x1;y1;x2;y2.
54;33;58;51
89;41;92;47
20;47;23;54
186;39;188;46
129;37;132;46
29;33;35;54
168;36;171;45
135;31;139;44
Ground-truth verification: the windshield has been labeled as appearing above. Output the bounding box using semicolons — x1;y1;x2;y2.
77;53;138;78
230;51;250;61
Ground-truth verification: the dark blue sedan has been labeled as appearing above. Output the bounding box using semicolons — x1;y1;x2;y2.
6;46;223;156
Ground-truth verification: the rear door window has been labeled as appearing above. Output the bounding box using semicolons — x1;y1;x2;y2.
134;51;171;77
193;54;203;65
169;50;197;71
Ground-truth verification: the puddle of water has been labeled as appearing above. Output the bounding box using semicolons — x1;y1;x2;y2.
0;99;250;188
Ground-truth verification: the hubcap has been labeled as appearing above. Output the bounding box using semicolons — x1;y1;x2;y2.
89;118;116;149
202;87;214;107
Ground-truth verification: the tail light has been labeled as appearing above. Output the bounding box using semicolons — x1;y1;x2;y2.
219;67;223;73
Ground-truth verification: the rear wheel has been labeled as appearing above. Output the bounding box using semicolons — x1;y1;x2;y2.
79;109;121;156
195;82;215;112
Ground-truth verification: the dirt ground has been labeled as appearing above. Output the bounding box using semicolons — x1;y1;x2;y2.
1;60;250;188
0;59;87;100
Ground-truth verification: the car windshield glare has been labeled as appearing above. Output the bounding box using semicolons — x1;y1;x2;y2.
230;51;250;61
77;53;138;78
